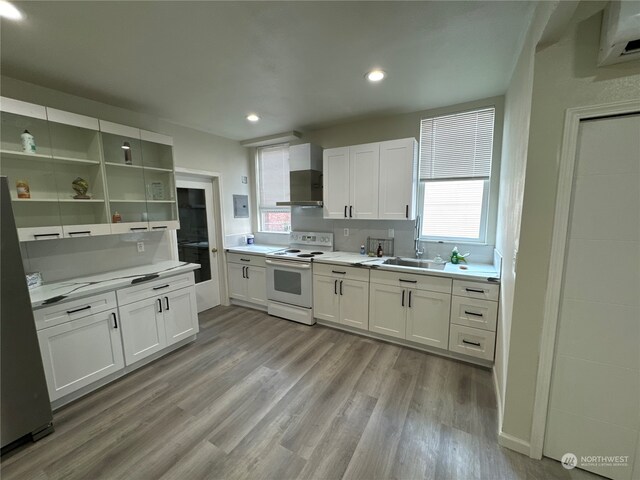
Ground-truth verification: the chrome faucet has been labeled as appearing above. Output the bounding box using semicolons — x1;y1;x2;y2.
414;215;424;258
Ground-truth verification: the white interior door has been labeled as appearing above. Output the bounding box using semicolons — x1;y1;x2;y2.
176;177;221;312
544;114;640;480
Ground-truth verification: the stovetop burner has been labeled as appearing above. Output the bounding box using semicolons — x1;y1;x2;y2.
297;254;314;258
286;249;301;253
310;251;324;255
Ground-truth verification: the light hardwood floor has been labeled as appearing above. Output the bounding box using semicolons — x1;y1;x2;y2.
1;305;601;480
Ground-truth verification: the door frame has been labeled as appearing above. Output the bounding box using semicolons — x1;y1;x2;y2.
174;167;229;307
530;99;640;459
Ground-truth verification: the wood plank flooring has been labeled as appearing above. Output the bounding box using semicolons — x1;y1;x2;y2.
1;305;602;480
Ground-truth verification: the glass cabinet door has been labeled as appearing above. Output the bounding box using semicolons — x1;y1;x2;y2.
140;131;178;229
100;121;149;233
0;99;62;239
47;109;110;237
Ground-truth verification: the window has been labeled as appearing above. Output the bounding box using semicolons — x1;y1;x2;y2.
256;144;291;233
418;107;495;242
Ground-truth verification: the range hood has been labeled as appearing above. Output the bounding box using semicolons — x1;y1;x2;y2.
276;143;324;207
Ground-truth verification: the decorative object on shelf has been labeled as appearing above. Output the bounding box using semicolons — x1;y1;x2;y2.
20;130;36;153
25;272;43;290
16;179;30;198
366;236;394;256
376;243;384;257
122;142;132;165
149;181;165;200
112;211;122;223
450;246;469;264
71;177;90;199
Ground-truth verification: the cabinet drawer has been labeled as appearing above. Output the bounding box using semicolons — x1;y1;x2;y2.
313;263;370;282
452;279;499;301
109;222;149;235
227;252;266;268
34;291;117;330
450;296;498;332
370;269;451;294
18;226;64;242
62;224;111;238
116;272;194;306
449;324;496;361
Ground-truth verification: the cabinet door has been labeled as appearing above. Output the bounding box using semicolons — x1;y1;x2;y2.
339;279;369;330
378;138;417;220
118;296;167;365
369;283;406;339
163;287;199;346
246;266;267;306
349;143;379;219
406;289;451;349
313;275;339;322
37;308;124;401
227;263;247;301
323;147;350;219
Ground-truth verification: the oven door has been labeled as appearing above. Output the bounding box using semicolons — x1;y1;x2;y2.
265;259;312;308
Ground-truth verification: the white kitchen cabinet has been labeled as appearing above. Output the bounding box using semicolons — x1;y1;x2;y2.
37;308;124;401
378;138;418;220
339;278;369;329
323;147;350;219
349;143;379;219
118;296;167;365
405;289;451;349
369;283;406;339
313;269;369;330
313;275;340;322
228;263;248;301
227;261;267;307
163;287;199;345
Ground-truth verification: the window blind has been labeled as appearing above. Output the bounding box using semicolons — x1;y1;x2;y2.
419;107;495;181
258;144;290;207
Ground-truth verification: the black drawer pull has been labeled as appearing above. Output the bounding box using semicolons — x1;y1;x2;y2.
66;305;91;314
465;288;485;294
112;312;118;329
240;258;251;262
68;231;91;236
152;226;167;230
399;279;417;283
153;284;170;290
34;233;60;238
332;270;346;274
464;310;484;317
462;339;481;347
130;227;147;231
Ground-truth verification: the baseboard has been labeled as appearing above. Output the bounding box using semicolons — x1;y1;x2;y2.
492;365;503;431
498;431;531;456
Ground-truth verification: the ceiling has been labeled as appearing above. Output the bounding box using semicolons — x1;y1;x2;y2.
1;1;534;141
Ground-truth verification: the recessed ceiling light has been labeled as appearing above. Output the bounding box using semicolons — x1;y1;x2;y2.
0;1;23;20
366;69;386;82
246;114;260;122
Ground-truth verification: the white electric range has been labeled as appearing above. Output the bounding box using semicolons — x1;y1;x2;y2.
265;231;337;325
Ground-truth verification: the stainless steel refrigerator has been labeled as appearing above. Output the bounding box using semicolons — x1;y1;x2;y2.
1;176;53;452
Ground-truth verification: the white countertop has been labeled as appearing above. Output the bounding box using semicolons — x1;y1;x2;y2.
30;261;201;309
313;252;500;282
225;244;286;255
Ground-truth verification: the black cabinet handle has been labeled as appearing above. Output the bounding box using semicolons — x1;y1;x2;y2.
332;270;346;275
399;279;418;284
152;226;167;230
241;266;246;279
401;290;405;307
246;267;250;279
66;305;91;314
153;284;170;290
349;206;353;218
462;339;481;347
408;290;412;308
344;205;347;218
112;312;118;329
464;310;484;317
165;296;170;311
130;227;147;231
465;288;485;294
240;258;251;262
405;205;409;218
339;280;343;296
68;231;91;236
34;233;60;238
157;298;163;313
334;279;337;295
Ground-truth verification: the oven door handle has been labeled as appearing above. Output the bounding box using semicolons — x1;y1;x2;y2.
265;259;312;269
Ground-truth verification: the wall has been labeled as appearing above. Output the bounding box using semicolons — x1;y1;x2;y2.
501;0;640;448
1;76;253;280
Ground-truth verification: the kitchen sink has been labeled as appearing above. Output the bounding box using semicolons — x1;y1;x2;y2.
382;257;446;270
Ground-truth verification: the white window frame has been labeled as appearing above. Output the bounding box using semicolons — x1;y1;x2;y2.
255;143;291;234
417;105;498;245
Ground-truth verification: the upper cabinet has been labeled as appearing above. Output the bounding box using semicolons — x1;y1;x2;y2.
0;97;179;241
323;138;418;220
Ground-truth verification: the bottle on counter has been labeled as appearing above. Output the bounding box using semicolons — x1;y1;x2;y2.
21;130;36;153
360;244;366;255
16;180;30;198
376;243;384;257
122;142;132;165
112;211;122;223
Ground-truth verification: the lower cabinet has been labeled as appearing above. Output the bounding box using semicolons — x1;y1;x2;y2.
369;283;406;338
164;287;199;345
227;263;267;306
313;274;369;330
37;308;124;401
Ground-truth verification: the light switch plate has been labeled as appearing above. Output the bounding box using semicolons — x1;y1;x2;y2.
137;242;145;253
343;228;349;236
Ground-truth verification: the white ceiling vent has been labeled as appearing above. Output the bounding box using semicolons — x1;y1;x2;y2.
598;1;640;66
